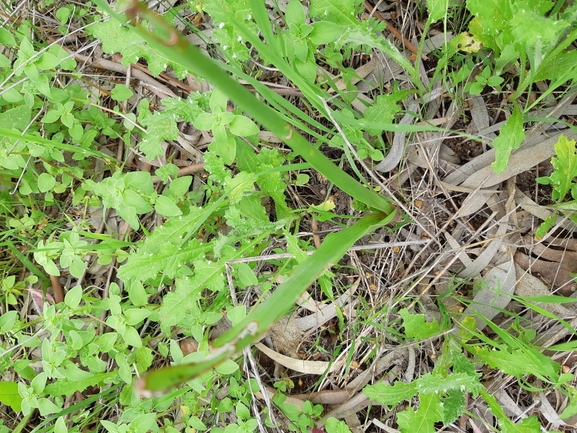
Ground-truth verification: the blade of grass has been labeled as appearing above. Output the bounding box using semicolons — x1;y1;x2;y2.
138;210;395;392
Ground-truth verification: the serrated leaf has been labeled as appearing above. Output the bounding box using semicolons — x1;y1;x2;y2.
398;392;444;433
309;0;359;26
118;239;207;282
158;282;202;334
416;373;482;396
549;135;577;201
363;381;418;407
400;308;442;340
491;103;525;173
363;93;408;136
91;19;189;78
473;345;559;379
442;389;466;424
139;112;179;160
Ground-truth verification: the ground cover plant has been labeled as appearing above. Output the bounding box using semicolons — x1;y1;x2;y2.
1;0;577;432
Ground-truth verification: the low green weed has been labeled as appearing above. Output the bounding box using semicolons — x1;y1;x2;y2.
435;0;577;172
535;134;577;238
2;0;573;431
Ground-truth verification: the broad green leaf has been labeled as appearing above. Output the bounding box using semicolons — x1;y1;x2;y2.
229;115;259;136
54;417;68;433
0;381;22;412
64;285;82;309
491;102;525;173
210;136;237;165
215;359;239;375
0;311;18;332
0;105;32;131
325;418;352;433
309;21;344;45
309;0;359;26
155;195;182;217
124;308;152;326
38;398;61;416
0;27;15;45
111;84;134;102
169;176;193;196
122;326;143;348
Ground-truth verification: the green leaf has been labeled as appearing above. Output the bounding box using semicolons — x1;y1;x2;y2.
416;373;482;396
363;381;418;407
309;0;360;26
124;308;151;326
169;176;193;196
491;102;525;173
473;345;559;379
211;136;237;165
0;27;16;45
111;84;134;102
139;112;179;160
309;21;344;45
155;195;182;217
127;280;148;306
481;389;541;433
0;105;32;131
400;308;442;340
397;392;444;433
363;93;408;136
0;311;18;332
64;285;82;309
427;0;448;24
90;18;189;78
215;359;239;375
548;134;577;201
0;381;23;412
54;417;68;433
229;115;259;136
122;325;143;347
325;417;352;433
